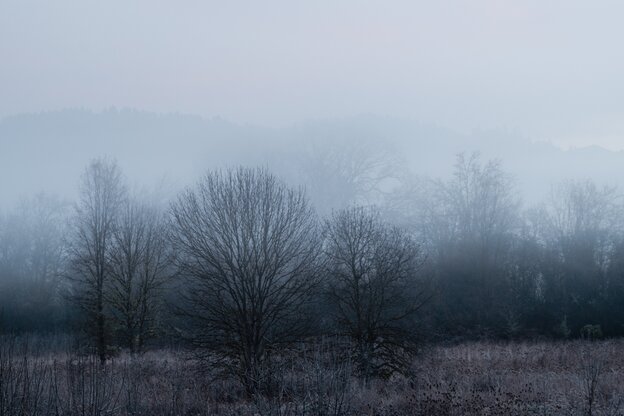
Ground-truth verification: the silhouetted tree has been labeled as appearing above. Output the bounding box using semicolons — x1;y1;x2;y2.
67;158;126;363
324;206;428;380
0;194;68;332
395;153;520;337
170;167;322;393
538;180;621;335
107;197;171;353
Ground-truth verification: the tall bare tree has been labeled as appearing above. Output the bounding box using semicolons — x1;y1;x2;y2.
169;167;322;393
413;153;520;335
544;180;619;268
538;180;621;334
294;135;401;215
68;158;126;363
324;206;428;380
0;194;68;332
107;198;171;353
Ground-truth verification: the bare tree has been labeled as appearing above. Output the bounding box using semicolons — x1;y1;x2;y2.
389;152;519;269
399;153;519;335
169;167;322;393
294;135;401;215
324;206;428;380
544;180;619;269
538;180;621;335
0;194;68;332
107;198;171;353
68;158;126;363
432;153;519;258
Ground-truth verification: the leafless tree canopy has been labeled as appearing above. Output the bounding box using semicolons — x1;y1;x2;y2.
543;180;620;268
324;206;427;379
400;153;521;336
7;150;624;413
67;158;126;363
293;136;401;215
169;167;322;391
0;194;68;332
107;198;171;353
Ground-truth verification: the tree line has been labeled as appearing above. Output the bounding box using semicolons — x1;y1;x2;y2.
2;153;624;386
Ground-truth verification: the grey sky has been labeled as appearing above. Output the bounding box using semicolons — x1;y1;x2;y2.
1;0;623;149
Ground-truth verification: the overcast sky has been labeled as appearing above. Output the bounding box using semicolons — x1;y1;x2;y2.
1;0;623;150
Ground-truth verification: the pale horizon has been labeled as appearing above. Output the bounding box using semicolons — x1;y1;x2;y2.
2;0;623;150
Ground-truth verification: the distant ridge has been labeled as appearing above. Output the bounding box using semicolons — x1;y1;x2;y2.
1;109;623;208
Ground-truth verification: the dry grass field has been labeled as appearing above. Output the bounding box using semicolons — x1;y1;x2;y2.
2;337;624;416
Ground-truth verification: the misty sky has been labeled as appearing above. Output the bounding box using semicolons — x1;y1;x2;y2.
1;0;624;150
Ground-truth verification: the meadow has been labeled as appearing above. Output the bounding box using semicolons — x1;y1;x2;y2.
2;336;622;416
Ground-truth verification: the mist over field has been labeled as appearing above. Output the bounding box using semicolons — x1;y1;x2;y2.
2;1;624;415
2;109;624;212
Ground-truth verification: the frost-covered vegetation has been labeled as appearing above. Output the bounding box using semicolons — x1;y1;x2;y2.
2;152;624;415
2;336;623;416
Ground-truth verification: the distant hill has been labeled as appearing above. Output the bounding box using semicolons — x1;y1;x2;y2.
1;109;623;209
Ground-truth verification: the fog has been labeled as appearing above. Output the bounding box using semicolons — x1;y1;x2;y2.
2;1;624;211
4;3;624;413
2;1;624;144
3;0;624;331
1;110;624;213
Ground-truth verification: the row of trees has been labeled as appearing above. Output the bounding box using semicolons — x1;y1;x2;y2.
3;153;624;386
5;160;422;390
67;159;172;361
169;168;426;390
0;194;67;332
389;153;624;340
